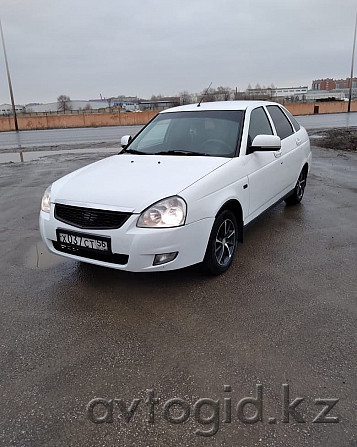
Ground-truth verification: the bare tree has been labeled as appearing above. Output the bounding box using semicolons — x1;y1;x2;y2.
57;95;72;113
215;86;233;101
201;87;217;102
179;90;193;105
199;86;233;102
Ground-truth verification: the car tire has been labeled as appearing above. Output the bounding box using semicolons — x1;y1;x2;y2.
285;168;307;206
203;210;238;275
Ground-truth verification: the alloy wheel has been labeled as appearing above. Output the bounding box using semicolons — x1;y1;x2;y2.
215;218;236;266
296;170;307;200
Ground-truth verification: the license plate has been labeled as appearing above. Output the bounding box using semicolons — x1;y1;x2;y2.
56;229;110;252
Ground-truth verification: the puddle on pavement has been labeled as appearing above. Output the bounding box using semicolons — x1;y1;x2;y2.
26;241;67;269
0;147;117;164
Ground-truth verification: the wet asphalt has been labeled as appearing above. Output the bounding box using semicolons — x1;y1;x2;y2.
0;147;356;446
0;111;356;151
0;126;143;150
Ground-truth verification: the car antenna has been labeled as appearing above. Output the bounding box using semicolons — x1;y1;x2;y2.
197;82;212;107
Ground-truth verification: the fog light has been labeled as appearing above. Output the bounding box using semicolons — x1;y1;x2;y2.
153;252;178;266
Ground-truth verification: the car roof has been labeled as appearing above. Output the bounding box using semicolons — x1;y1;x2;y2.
161;100;280;114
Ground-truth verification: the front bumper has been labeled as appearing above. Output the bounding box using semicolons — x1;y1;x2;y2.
39;207;214;272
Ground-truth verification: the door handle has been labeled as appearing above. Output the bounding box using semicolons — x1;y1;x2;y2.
296;138;302;146
274;150;282;158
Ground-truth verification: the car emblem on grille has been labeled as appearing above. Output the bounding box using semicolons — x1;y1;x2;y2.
82;211;96;222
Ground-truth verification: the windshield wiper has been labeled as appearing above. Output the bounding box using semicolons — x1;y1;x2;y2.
156;150;209;156
121;148;146;155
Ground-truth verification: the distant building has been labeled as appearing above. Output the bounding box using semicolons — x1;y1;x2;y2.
312;78;335;91
0;103;25;115
24;100;124;113
90;97;140;112
312;77;357;99
20;96;181;114
241;86;308;101
305;90;345;102
138;97;180;111
25;102;59;113
241;83;351;102
272;86;308;98
244;88;273;98
312;77;357;91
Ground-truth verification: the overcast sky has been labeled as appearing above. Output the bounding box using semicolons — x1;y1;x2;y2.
0;0;356;104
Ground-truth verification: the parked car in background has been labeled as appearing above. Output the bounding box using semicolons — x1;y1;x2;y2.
40;101;311;274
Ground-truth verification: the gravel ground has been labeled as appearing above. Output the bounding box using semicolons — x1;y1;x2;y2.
308;127;357;152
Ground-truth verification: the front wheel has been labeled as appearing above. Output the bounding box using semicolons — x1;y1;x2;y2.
203;210;238;275
285;168;307;206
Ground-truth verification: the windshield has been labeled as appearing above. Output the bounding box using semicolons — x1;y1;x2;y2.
125;110;244;157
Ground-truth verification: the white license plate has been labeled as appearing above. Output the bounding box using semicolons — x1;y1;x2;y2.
57;231;109;252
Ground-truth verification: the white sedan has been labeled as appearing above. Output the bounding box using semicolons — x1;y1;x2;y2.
40;101;311;274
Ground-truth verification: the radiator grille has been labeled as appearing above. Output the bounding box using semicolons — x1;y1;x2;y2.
55;204;131;230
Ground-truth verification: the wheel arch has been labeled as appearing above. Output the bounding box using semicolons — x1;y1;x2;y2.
302;162;309;174
294;161;309;184
215;199;244;243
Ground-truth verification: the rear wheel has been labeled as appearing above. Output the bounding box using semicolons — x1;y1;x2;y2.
285;168;307;206
203;210;238;275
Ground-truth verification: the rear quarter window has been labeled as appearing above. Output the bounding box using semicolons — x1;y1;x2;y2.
282;108;301;131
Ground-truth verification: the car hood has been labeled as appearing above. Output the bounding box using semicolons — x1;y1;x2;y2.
51;154;230;212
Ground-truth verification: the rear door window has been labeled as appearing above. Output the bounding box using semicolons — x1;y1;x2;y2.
266;105;294;140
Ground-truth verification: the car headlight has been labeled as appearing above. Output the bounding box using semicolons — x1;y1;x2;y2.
41;185;51;213
137;196;187;228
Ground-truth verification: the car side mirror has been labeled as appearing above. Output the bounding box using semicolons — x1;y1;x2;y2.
120;135;132;149
249;135;281;153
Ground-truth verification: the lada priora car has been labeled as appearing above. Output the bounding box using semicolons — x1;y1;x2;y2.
40;101;311;274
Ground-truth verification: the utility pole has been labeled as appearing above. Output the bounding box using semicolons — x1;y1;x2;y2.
0;20;18;131
348;11;357;113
